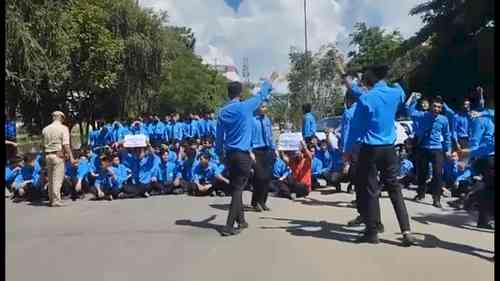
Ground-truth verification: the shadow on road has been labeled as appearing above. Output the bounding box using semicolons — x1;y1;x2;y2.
259;216;493;262
175;215;224;235
297;198;356;209
412;211;494;234
383;233;494;262
259;216;361;243
209;204;265;212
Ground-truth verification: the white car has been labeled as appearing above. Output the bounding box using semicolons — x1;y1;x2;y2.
318;116;413;146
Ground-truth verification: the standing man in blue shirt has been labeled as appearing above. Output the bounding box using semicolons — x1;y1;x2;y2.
302;103;317;142
250;103;274;212
408;93;451;207
171;113;184;143
5;112;17;161
442;97;472;150
344;65;415;246
215;80;272;236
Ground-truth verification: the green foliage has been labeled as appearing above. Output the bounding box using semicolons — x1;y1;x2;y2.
347;22;403;73
6;0;228;140
287;44;345;127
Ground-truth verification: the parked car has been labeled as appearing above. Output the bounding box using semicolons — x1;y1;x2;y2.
317;116;413;146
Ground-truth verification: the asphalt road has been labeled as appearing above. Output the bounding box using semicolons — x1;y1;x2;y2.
6;186;494;281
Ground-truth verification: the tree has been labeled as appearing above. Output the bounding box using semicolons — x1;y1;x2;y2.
287;43;345;127
346;22;403;73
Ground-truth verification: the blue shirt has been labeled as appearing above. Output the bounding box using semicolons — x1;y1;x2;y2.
207;119;217;138
76;157;91;181
110;163;131;187
171;122;184;141
150;121;166;142
198;119;208;137
399;159;414;177
302;112;317;138
130;123;147;136
180;157;198;182
120;151;159;185
408;100;451;151
346;81;405;151
14;164;42;189
443;160;472;183
340;102;357;153
111;122;128;143
5;166;21;185
272;158;290;179
88;129;100;147
251;115;274;149
215;81;272;155
158;159;181;184
5;120;16;140
442;103;471;142
95;129;114;147
469;115;495;159
192;162;218;184
312;157;323;177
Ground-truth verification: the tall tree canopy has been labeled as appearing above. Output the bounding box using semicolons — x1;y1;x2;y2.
5;0;228;143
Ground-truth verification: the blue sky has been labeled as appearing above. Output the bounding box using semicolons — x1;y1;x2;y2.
140;0;424;84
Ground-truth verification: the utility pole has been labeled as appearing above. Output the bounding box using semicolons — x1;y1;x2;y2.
303;0;309;102
242;57;250;84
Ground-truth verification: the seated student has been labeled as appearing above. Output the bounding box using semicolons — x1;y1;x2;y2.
315;138;344;191
199;137;219;164
275;150;309;200
443;151;472;197
92;154;123;200
12;153;44;201
108;153;132;199
5;156;23;197
185;152;220;196
156;149;183;195
178;144;199;191
73;146;93;199
309;145;324;189
119;145;159;198
280;141;313;199
397;147;415;189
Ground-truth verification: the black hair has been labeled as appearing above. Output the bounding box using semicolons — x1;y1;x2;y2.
366;64;390;80
302;103;312;114
432;96;443;104
199;152;212;160
23;153;37;162
228;81;243;99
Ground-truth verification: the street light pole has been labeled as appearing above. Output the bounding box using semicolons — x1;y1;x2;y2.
303;0;309;102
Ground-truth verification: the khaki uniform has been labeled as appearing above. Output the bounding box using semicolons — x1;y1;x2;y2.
42;121;70;205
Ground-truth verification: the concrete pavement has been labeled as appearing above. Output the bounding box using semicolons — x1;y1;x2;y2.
6;186;494;281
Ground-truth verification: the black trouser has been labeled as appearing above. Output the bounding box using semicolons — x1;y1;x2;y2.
322;171;343;188
273;176;309;199
474;156;495;225
226;151;253;227
416;148;444;199
251;148;273;207
356;144;411;235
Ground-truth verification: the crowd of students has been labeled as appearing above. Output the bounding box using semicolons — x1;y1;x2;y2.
4;82;495;229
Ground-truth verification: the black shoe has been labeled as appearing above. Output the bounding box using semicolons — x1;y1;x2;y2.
220;226;241;236
377;223;385;233
347;185;354;194
347;216;364;227
210;191;216;197
477;222;495;230
259;204;271;211
413;194;424;202
238;222;249;230
216;190;226;197
432;199;442;208
252;204;263;212
402;233;416;246
355;233;379;244
335;184;342;193
447;199;464;210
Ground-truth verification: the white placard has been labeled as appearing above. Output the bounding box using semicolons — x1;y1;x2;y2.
124;134;148;148
278;133;303;151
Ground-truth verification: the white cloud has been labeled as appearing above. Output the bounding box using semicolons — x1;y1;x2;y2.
139;0;424;91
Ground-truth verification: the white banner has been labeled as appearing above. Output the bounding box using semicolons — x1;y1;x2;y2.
278;133;303;151
123;134;148;148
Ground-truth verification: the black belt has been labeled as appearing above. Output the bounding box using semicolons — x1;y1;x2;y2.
361;143;393;148
253;146;272;151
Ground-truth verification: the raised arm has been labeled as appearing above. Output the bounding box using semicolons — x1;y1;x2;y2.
242;80;272;113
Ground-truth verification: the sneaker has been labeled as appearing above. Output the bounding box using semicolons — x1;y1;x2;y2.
402;232;416;246
432;198;442;208
220;226;241;236
413;194;425;202
49;201;66;207
117;192;127;199
290;193;297;200
442;188;452;198
260;204;271;211
142;192;150;198
355;233;379;244
216;191;226;197
347;215;364;227
477;222;495;230
106;194;113;201
251;204;263;212
238;222;249;230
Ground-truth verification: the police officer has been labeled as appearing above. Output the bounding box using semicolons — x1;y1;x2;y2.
215;80;272;236
250;102;274;212
42;111;77;207
343;65;415;246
